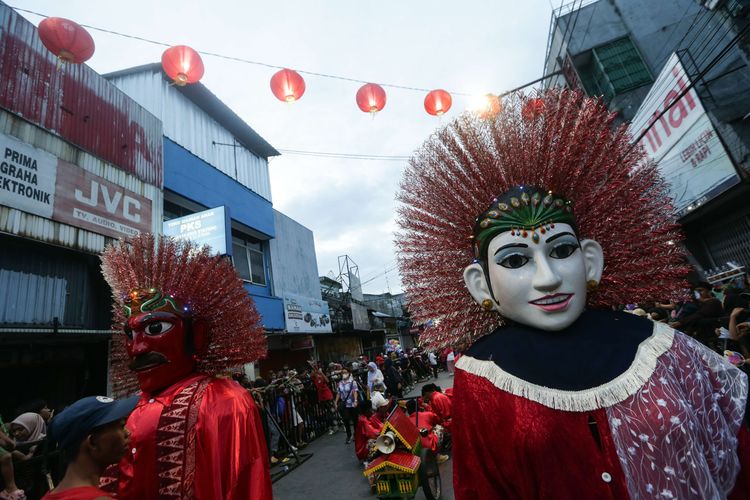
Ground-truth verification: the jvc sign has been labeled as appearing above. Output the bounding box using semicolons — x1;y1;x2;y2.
54;160;152;238
630;53;739;218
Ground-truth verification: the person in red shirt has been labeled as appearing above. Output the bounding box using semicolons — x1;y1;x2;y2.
354;400;382;462
43;395;138;500
99;234;272;499
421;384;451;431
310;363;337;435
406;399;449;464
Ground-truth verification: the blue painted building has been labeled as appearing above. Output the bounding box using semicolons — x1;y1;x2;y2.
106;64;286;331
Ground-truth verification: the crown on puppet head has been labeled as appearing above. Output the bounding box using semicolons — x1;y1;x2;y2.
123;288;187;317
396;89;689;350
101;233;267;396
473;186;576;258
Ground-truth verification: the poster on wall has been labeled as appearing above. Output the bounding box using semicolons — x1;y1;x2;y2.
283;292;332;333
630;53;739;218
163;206;230;255
0;134;57;219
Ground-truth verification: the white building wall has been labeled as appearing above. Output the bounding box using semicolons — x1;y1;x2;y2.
269;210;322;300
108;71;273;202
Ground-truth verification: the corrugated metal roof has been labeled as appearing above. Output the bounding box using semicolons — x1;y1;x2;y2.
105;63;279;158
106;66;275;201
0;4;164;186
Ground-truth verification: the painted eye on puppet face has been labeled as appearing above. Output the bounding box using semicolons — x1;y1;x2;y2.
549;242;579;259
498;253;529;269
144;321;174;336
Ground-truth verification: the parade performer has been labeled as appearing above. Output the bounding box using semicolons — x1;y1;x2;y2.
396;89;750;499
99;234;272;499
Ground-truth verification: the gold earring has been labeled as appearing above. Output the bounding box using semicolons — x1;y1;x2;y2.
587;280;599;292
482;299;494;311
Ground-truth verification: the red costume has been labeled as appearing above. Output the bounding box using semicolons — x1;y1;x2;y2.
100;234;271;499
312;372;333;402
42;486;112;499
396;90;749;499
355;414;382;460
408;410;440;452
426;391;451;430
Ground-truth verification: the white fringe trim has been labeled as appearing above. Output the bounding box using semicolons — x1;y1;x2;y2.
455;322;676;412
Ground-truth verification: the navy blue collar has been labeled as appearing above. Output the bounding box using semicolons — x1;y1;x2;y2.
466;310;653;391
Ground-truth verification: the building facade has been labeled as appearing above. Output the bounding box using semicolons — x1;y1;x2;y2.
105;64;286;331
0;4;163;415
543;0;750;277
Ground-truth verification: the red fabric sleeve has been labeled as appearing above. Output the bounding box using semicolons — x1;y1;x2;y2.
193;381;272;500
355;416;381;460
729;425;750;499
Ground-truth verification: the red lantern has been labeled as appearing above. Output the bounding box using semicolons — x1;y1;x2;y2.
424;89;452;116
522;98;545;121
37;17;95;64
472;93;501;119
161;45;204;86
356;83;387;114
270;69;306;103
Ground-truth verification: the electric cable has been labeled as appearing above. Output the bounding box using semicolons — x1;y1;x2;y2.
11;5;476;96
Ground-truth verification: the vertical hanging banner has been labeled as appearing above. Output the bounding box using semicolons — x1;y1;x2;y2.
630;53;739;218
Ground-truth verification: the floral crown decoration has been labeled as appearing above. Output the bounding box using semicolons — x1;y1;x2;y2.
472;186;576;258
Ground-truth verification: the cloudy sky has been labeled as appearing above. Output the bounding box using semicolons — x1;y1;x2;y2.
17;0;554;294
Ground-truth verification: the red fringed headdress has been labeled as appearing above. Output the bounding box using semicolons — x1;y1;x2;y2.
101;233;266;395
396;89;689;350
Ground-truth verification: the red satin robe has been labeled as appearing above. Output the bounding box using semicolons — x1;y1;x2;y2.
428;391;452;431
355;414;382;460
409;410;440;452
103;373;271;499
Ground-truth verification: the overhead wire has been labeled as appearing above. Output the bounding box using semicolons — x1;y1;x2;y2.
11;5;476;96
628;21;750;154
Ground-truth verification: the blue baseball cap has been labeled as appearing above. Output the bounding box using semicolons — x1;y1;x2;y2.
48;395;138;451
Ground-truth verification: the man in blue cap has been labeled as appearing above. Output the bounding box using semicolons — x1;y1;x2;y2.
42;396;137;500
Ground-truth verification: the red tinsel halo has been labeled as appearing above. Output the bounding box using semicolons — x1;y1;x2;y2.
396;89;689;351
101;233;266;395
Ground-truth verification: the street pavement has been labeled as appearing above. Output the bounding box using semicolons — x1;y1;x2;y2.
273;370;455;500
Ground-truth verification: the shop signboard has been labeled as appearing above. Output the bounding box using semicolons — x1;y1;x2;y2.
0;134;57;219
630;53;739;218
163;206;230;255
1;133;153;239
54;160;152;239
283;292;332;333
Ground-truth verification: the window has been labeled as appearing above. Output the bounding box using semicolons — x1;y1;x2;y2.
578;37;652;100
232;234;266;286
163;200;194;221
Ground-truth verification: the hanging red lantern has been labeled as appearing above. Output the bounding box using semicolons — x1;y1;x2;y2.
356;83;387;114
471;93;501;119
161;45;204;86
37;17;95;64
270;69;306;103
424;89;452;116
522;97;545;121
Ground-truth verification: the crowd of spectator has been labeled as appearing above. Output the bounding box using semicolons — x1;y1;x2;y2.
622;274;750;363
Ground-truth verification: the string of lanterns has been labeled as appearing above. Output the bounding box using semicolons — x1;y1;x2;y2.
34;16;544;119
